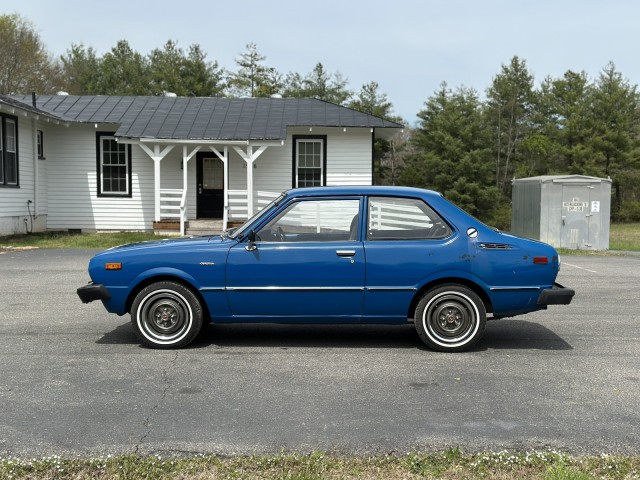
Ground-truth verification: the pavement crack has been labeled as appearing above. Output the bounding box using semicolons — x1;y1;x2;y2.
134;351;179;455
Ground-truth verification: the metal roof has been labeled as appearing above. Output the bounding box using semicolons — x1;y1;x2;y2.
0;94;70;123
512;175;612;184
7;95;403;141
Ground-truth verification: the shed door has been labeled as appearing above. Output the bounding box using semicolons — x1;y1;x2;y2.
560;184;592;248
196;153;224;218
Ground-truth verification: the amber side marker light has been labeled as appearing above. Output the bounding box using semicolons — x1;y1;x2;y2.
105;262;122;270
533;256;549;265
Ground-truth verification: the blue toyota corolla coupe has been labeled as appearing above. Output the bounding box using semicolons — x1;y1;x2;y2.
78;186;574;352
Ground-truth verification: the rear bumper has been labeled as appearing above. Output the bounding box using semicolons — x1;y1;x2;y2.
537;283;575;306
77;283;111;304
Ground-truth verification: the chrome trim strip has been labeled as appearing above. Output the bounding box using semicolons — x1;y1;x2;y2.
200;287;225;292
366;286;417;292
489;286;540;291
223;286;417;292
226;286;366;291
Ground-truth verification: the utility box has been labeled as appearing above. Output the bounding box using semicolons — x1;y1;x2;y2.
511;175;612;250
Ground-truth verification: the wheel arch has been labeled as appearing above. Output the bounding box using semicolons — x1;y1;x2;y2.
125;275;211;321
408;277;493;320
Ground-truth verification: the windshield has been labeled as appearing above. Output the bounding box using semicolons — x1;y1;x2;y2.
228;192;287;239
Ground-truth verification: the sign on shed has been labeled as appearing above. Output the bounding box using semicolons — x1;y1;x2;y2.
511;175;612;250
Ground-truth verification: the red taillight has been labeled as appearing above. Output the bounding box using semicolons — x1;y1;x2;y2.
533;256;549;265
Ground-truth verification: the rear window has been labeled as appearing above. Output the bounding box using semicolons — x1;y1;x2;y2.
367;197;452;240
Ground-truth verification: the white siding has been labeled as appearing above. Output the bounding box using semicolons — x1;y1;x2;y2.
45;124;159;231
228;127;373;193
1;120;375;234
323;128;373;186
0;115;51;235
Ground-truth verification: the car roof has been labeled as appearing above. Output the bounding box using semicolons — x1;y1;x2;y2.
286;185;442;199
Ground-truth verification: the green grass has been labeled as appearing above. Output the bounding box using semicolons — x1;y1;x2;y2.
0;231;163;249
557;222;640;255
609;222;640;251
0;450;638;479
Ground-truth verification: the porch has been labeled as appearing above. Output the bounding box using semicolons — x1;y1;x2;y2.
121;139;283;236
154;188;280;236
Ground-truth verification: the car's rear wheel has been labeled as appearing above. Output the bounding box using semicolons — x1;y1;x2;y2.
131;281;203;349
415;284;486;352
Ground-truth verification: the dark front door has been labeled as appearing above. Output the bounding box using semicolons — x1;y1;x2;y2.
196;153;224;218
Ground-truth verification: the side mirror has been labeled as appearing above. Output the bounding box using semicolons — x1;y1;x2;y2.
245;229;257;251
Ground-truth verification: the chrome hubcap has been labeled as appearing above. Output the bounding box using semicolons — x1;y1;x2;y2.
139;291;191;341
435;303;467;336
152;302;181;332
425;293;477;343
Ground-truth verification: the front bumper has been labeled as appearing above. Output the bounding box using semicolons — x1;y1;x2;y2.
77;283;111;304
537;283;575;306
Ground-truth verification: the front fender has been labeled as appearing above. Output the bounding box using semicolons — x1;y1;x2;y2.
102;267;203;315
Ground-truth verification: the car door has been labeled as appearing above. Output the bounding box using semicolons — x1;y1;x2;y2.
362;196;457;322
226;197;365;321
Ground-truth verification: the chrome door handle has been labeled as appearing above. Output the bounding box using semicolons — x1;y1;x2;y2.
336;250;356;257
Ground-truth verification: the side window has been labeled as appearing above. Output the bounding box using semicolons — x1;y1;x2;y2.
367;197;451;240
0;115;19;186
257;199;360;242
37;130;45;159
97;133;132;197
293;136;326;188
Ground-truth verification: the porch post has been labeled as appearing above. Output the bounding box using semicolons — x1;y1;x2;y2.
246;146;254;217
137;143;175;222
233;145;268;218
182;146;201;235
210;146;229;230
154;159;161;221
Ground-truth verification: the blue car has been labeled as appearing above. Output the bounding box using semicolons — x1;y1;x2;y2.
77;186;574;352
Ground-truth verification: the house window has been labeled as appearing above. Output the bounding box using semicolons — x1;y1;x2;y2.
37;130;45;159
293;135;326;188
96;133;132;196
0;114;19;187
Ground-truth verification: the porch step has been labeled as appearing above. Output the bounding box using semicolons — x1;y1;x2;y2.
185;219;224;236
153;220;181;237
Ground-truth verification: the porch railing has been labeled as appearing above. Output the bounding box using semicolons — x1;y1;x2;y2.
227;190;279;221
159;189;186;234
159;189;279;234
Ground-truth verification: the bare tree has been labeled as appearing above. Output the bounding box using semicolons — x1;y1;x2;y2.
0;14;61;94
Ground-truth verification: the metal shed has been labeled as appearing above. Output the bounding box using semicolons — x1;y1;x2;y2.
511;175;612;250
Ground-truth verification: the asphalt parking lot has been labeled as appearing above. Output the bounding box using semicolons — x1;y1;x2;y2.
0;248;638;457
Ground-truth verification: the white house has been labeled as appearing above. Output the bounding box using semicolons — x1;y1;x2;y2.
0;94;403;236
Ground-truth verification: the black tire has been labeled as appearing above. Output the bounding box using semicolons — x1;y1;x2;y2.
130;281;203;349
414;284;486;352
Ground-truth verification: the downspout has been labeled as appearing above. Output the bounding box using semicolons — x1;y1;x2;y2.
32;92;38;219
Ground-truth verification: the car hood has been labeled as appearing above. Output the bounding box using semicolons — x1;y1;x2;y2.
96;235;232;256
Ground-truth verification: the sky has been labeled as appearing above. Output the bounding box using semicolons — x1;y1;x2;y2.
6;0;640;124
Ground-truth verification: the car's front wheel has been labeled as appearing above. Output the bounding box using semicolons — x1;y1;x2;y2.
131;281;203;349
415;284;486;352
